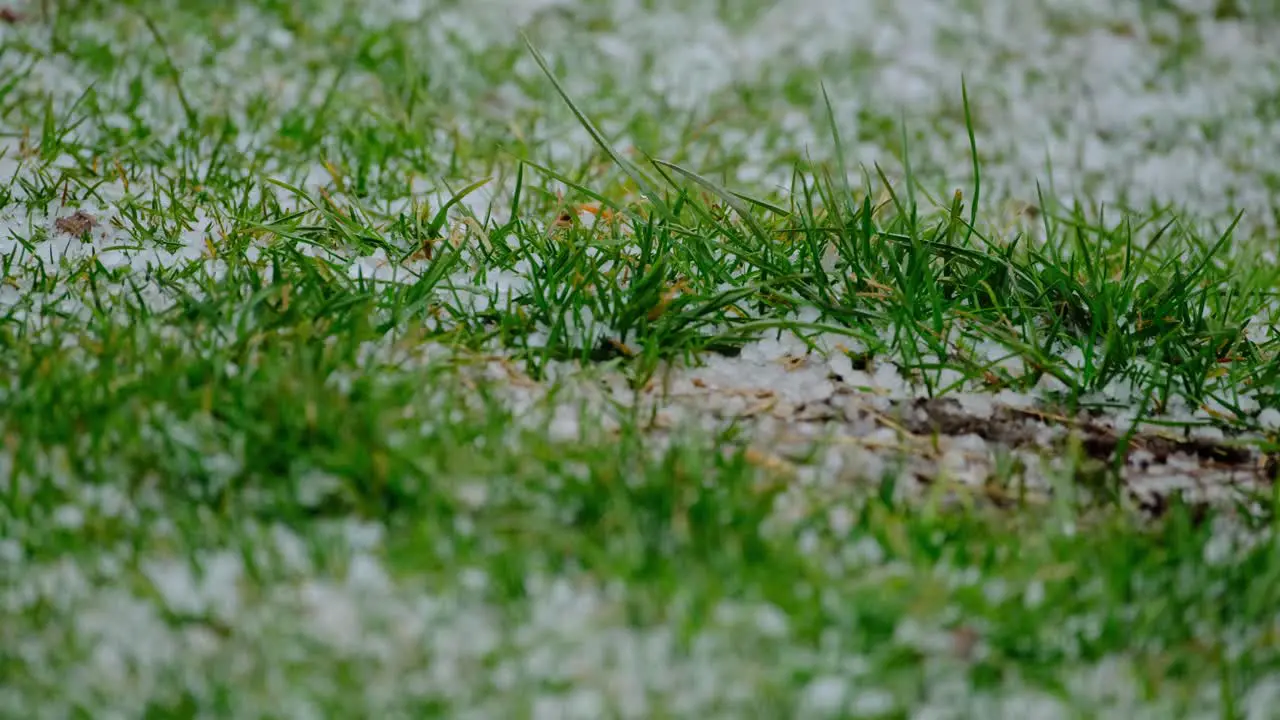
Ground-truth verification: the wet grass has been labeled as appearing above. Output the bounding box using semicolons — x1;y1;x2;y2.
2;0;1280;716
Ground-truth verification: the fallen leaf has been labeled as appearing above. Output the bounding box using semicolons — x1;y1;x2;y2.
54;211;96;237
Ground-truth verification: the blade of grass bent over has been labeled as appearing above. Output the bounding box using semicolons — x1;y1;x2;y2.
521;34;674;222
651;158;771;246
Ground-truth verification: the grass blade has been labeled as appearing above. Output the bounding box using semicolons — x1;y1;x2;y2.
522;34;673;221
651;158;770;245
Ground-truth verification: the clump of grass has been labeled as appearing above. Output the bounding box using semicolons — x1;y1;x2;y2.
1;3;1279;717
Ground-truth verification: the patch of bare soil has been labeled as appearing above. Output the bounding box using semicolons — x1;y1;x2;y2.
599;357;1273;515
54;210;97;237
462;349;1275;516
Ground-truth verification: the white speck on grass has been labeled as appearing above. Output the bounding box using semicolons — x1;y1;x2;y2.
143;552;243;621
296;469;344;510
802;676;848;714
1024;580;1046;610
850;688;896;717
753;603;791;638
51;504;85;530
346;553;391;593
0;539;21;564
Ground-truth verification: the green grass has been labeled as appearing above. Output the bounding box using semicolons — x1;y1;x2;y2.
3;0;1280;717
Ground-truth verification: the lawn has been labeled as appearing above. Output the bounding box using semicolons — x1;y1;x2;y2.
3;0;1280;717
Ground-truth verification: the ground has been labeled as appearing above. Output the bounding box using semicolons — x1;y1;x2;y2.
2;0;1280;717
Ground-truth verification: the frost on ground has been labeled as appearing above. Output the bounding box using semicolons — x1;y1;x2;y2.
2;0;1280;717
4;519;1279;720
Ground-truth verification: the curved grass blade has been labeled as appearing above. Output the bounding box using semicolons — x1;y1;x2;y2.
521;34;673;221
650;158;770;245
820;82;854;223
426;176;492;239
728;189;791;218
961;77;981;245
516;156;631;219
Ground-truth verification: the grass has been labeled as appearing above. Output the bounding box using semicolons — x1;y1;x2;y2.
3;0;1280;717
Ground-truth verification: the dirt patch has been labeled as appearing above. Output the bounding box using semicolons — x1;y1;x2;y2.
634;359;1275;512
907;397;1256;466
54;211;96;237
468;349;1275;514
